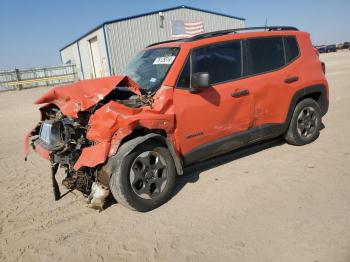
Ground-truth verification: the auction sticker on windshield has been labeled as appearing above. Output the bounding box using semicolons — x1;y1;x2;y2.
153;56;176;65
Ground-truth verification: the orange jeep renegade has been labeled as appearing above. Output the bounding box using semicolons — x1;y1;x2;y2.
25;26;329;211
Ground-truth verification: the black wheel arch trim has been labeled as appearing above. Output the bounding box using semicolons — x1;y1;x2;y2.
102;133;183;177
284;84;328;132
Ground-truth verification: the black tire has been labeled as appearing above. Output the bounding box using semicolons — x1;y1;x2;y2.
109;141;176;212
284;98;322;146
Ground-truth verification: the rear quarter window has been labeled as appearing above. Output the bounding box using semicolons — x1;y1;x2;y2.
284;36;300;63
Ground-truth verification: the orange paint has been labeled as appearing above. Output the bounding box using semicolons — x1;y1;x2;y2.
26;29;329;170
35;76;141;118
34;144;50;160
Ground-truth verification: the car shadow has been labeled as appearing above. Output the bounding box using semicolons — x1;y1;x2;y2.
172;137;286;197
103;194;118;209
102;137;286;210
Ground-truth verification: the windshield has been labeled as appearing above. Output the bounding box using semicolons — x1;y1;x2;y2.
125;47;179;94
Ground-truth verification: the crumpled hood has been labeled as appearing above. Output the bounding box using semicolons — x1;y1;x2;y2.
35;76;142;118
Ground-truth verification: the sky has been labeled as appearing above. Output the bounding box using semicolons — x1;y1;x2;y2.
0;0;349;69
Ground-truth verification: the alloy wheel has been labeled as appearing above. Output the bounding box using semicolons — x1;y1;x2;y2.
297;106;319;138
130;151;168;199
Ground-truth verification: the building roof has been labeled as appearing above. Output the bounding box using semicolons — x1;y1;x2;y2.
59;5;245;51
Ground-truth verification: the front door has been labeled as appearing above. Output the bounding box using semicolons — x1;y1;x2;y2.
173;40;253;163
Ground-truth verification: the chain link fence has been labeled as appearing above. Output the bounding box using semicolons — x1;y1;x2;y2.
0;64;78;92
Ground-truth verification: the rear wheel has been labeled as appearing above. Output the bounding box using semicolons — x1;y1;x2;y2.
284;98;322;146
109;141;176;212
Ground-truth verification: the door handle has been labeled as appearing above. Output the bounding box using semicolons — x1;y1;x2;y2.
284;76;299;83
232;89;249;98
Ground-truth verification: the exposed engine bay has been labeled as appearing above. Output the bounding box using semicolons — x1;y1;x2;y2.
35;86;148;166
24;75;177;212
37;107;91;165
28;84;152;210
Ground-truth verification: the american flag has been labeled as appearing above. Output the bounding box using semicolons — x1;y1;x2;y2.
171;20;205;38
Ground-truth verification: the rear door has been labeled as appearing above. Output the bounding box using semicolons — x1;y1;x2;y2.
173;40;253;162
243;36;301;130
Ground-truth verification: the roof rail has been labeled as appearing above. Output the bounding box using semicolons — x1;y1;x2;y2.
188;26;299;41
147;26;299;48
147;39;184;48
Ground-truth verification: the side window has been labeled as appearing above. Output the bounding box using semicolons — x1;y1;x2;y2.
246;37;285;75
192;41;242;84
284;36;300;63
177;41;242;87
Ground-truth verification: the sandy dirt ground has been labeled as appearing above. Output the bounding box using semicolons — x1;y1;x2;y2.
1;51;350;262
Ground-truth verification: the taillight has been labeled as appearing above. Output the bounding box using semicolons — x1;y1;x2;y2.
321;62;326;74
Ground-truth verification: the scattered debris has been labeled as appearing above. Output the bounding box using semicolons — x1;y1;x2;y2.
87;182;110;212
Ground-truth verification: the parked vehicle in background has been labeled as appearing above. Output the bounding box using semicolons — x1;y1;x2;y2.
316;44;337;53
25;26;329;212
338;42;350;50
317;45;327;53
326;44;337;52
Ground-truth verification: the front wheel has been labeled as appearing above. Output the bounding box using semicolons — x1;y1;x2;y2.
284;98;322;146
109;141;176;212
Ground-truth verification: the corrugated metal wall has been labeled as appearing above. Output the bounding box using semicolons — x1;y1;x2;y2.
106;8;245;74
60;7;245;79
60;43;83;78
61;28;110;80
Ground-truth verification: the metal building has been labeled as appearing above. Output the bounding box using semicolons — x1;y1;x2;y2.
60;5;245;80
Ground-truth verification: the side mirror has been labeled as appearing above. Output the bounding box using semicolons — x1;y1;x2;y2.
189;72;210;93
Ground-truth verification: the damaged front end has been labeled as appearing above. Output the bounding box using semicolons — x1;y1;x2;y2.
25;76;159;209
29;104;95;195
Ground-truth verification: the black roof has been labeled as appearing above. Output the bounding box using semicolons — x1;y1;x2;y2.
59;5;245;51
